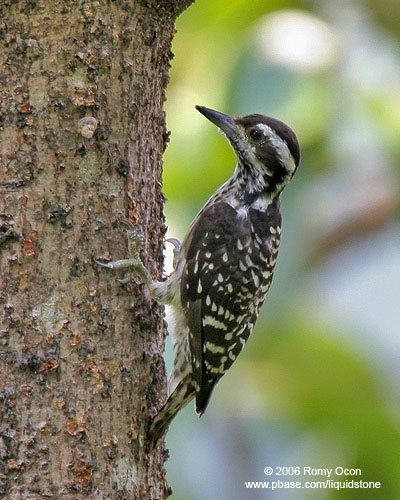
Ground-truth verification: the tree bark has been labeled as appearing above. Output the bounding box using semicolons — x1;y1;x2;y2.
0;0;192;498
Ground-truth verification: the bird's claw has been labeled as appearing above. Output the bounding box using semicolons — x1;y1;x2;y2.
166;238;181;251
166;238;182;270
95;222;151;284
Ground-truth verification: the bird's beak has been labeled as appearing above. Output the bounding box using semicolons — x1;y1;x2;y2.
196;105;238;141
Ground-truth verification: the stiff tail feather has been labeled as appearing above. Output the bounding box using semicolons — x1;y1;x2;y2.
148;375;195;448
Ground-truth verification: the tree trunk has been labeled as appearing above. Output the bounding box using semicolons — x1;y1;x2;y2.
0;0;192;497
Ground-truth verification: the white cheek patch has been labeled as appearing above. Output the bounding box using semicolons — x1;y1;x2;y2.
230;128;272;178
256;123;272;137
255;124;297;174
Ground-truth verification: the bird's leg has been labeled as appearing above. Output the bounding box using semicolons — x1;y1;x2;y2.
96;224;183;288
96;223;151;284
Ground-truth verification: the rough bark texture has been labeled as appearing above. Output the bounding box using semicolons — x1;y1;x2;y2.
0;0;192;498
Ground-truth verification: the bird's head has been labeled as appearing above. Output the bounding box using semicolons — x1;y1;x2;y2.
196;105;300;198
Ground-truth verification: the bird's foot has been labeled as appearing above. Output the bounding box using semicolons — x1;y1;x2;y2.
96;221;151;284
165;238;182;270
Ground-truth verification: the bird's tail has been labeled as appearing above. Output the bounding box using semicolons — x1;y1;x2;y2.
148;375;195;448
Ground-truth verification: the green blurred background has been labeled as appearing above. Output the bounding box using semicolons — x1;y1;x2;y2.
161;1;400;498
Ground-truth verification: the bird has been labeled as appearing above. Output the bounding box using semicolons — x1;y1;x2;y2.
97;105;300;447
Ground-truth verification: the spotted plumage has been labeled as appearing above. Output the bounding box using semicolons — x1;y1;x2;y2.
181;199;281;413
146;106;300;445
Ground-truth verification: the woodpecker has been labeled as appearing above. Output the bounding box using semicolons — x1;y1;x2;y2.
98;106;300;446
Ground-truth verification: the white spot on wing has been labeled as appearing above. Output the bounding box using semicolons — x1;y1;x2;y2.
203;316;228;331
245;255;253;267
204;341;225;353
251;270;260;288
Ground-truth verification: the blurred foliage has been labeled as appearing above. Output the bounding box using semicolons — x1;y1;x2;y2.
162;0;400;499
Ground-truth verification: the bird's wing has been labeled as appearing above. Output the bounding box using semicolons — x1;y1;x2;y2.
181;202;253;414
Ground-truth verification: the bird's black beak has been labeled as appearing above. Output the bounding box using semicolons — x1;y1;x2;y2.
196;106;238;140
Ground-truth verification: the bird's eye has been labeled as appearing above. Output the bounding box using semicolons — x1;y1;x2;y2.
249;128;263;141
